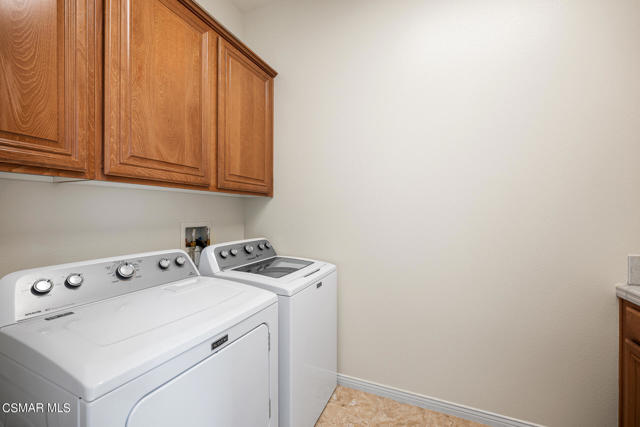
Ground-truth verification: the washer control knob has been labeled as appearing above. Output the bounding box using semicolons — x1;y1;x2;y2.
65;274;83;288
265;242;271;249
116;263;135;279
175;255;187;266
244;245;254;254
158;258;171;269
258;243;265;250
230;248;238;256
32;279;53;295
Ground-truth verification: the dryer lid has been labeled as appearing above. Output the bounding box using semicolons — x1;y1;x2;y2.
0;276;276;401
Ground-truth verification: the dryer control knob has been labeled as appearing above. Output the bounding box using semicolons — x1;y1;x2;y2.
116;263;135;279
65;274;83;288
175;256;186;266
219;250;229;259
244;245;254;254
258;243;265;250
230;248;238;256
158;258;171;269
265;242;271;249
32;279;53;295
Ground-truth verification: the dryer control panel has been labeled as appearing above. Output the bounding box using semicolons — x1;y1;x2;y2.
214;240;276;271
0;250;198;326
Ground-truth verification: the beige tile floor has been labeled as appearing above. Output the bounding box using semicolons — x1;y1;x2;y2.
316;386;487;427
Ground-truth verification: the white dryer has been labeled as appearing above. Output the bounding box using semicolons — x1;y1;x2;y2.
199;238;337;427
0;250;278;427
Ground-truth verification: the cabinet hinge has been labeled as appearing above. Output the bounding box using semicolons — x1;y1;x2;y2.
269;398;271;418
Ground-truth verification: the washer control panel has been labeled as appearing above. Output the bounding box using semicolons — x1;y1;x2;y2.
11;250;197;323
215;240;276;270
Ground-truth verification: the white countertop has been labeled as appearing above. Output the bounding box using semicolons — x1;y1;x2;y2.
617;284;640;306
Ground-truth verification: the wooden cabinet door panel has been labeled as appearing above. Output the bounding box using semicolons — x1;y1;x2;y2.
217;39;273;194
624;337;640;426
105;0;214;186
0;0;93;174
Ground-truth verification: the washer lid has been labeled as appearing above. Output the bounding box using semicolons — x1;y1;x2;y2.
217;259;336;296
233;257;313;278
0;276;276;401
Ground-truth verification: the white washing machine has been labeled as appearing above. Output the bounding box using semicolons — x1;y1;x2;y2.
199;238;337;427
0;249;278;427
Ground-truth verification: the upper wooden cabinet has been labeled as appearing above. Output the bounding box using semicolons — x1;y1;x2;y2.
217;39;274;195
0;0;276;195
0;0;95;177
104;0;216;187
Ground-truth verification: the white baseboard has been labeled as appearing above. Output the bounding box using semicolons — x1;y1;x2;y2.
337;374;544;427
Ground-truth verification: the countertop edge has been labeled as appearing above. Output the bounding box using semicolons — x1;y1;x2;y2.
617;283;640;307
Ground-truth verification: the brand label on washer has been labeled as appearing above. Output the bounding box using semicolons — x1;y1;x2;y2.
211;334;229;351
45;312;74;321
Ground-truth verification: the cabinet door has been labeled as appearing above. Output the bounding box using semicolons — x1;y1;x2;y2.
104;0;215;186
217;39;273;195
0;0;94;176
623;338;640;426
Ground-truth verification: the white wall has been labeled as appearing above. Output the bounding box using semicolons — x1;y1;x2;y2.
197;0;244;37
242;0;640;425
0;178;245;276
